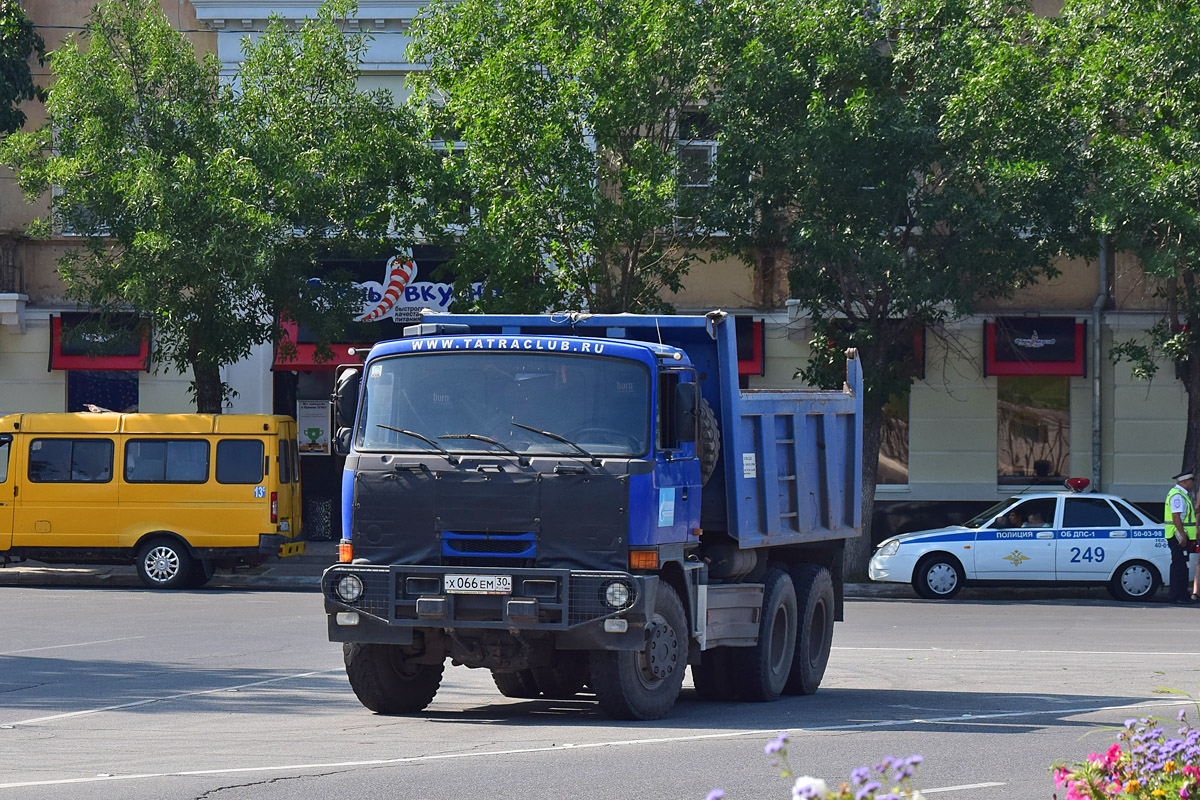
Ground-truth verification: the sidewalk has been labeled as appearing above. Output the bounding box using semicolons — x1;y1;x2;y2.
0;545;1120;600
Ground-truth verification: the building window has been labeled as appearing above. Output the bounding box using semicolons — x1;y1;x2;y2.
997;375;1069;485
878;390;909;485
676;110;716;223
66;371;139;413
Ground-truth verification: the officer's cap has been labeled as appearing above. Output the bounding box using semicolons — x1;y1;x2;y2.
1175;469;1195;482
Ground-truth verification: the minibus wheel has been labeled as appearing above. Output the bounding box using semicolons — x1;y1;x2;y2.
136;538;194;589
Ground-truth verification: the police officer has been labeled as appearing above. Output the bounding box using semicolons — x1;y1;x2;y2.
1166;469;1197;603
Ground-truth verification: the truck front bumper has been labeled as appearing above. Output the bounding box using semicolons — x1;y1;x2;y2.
322;563;654;646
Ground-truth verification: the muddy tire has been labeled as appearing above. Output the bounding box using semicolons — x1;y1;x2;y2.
698;398;721;486
343;642;443;714
736;568;798;702
590;584;687;720
691;646;739;701
533;651;589;699
784;564;834;695
492;669;541;699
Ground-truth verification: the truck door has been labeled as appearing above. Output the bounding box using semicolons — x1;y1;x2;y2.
1056;495;1125;580
972;497;1058;580
653;372;702;544
0;435;14;550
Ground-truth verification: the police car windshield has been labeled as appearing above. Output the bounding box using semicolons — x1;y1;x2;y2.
963;500;1015;529
355;352;651;457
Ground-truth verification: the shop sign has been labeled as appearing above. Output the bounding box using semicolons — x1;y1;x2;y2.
354;252;483;324
297;400;332;456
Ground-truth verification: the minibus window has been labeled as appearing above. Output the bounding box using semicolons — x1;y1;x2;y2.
279;440;292;484
28;438;113;483
0;437;9;483
216;440;265;484
125;440;209;483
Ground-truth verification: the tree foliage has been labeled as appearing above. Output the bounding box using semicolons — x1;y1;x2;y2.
705;0;1083;569
408;0;709;313
0;0;423;412
0;0;43;136
1052;0;1200;473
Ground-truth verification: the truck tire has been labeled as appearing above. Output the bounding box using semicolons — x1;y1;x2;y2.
135;538;194;590
736;568;798;702
784;564;834;696
533;651;589;699
589;584;687;720
343;642;444;714
698;398;721;486
492;669;541;699
691;646;738;701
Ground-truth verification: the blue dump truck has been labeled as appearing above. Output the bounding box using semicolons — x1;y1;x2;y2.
321;311;862;720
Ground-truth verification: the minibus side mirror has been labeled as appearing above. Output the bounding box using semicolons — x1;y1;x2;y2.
333;367;361;431
332;427;354;457
674;382;698;444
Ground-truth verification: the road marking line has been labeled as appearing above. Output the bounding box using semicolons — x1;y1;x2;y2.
922;782;1007;794
835;646;1200;656
0;697;1182;790
1;669;342;728
0;636;147;655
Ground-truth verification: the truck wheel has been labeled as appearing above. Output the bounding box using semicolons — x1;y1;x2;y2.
913;553;964;600
135;538;194;590
492;669;541;699
736;568;798;702
698;398;721;486
784;564;834;696
691;646;739;701
589;584;687;720
343;642;444;714
185;558;215;589
1108;560;1160;601
533;651;589;699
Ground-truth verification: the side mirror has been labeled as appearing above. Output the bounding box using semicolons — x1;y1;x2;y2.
674;383;698;444
333;367;361;431
332;427;354;457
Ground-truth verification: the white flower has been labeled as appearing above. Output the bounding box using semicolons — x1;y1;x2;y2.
791;776;829;799
912;793;925;800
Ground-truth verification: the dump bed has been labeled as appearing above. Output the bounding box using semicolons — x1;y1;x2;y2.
411;311;862;548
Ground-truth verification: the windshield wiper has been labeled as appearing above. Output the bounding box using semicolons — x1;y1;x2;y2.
511;422;600;466
376;424;459;464
439;433;529;466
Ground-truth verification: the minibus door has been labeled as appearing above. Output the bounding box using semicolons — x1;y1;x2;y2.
0;435;14;549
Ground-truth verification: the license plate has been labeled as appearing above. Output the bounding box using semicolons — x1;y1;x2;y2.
444;574;512;595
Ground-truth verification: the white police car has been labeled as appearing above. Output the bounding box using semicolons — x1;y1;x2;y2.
868;481;1170;601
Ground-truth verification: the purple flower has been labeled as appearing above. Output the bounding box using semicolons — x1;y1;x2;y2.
850;767;870;785
765;733;789;754
706;791;724;800
856;781;883;800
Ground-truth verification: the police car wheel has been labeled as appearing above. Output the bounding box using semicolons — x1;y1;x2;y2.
913;554;964;600
1108;560;1160;602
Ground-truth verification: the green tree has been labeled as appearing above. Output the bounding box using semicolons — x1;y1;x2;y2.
0;0;43;135
408;0;709;313
1056;0;1200;474
0;0;424;412
706;0;1083;572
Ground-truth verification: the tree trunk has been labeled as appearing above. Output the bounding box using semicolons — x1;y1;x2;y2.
1184;333;1200;474
191;360;224;414
844;401;883;581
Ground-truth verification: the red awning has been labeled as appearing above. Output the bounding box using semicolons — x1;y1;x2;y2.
273;320;368;371
49;313;149;371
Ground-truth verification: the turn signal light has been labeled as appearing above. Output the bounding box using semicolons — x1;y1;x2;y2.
339;538;354;563
629;549;658;570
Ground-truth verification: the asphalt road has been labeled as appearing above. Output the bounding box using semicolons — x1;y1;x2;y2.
2;587;1196;800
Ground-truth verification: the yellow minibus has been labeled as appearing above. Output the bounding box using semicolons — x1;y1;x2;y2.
0;413;305;588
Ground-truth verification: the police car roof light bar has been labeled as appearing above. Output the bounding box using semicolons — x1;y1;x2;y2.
1065;477;1090;493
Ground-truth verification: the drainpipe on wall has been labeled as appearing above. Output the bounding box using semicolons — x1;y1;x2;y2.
1092;236;1110;491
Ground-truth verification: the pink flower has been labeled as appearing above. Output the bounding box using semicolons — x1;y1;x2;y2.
1185;766;1200;780
1055;767;1072;789
1104;743;1122;766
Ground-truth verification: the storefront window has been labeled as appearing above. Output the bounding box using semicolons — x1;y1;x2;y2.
67;371;138;413
997;375;1069;485
878;390;909;485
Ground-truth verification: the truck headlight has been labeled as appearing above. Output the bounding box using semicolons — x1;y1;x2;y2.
604;580;632;609
336;574;364;603
877;540;900;557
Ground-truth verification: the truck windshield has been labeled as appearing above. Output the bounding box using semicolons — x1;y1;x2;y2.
356;352;651;457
